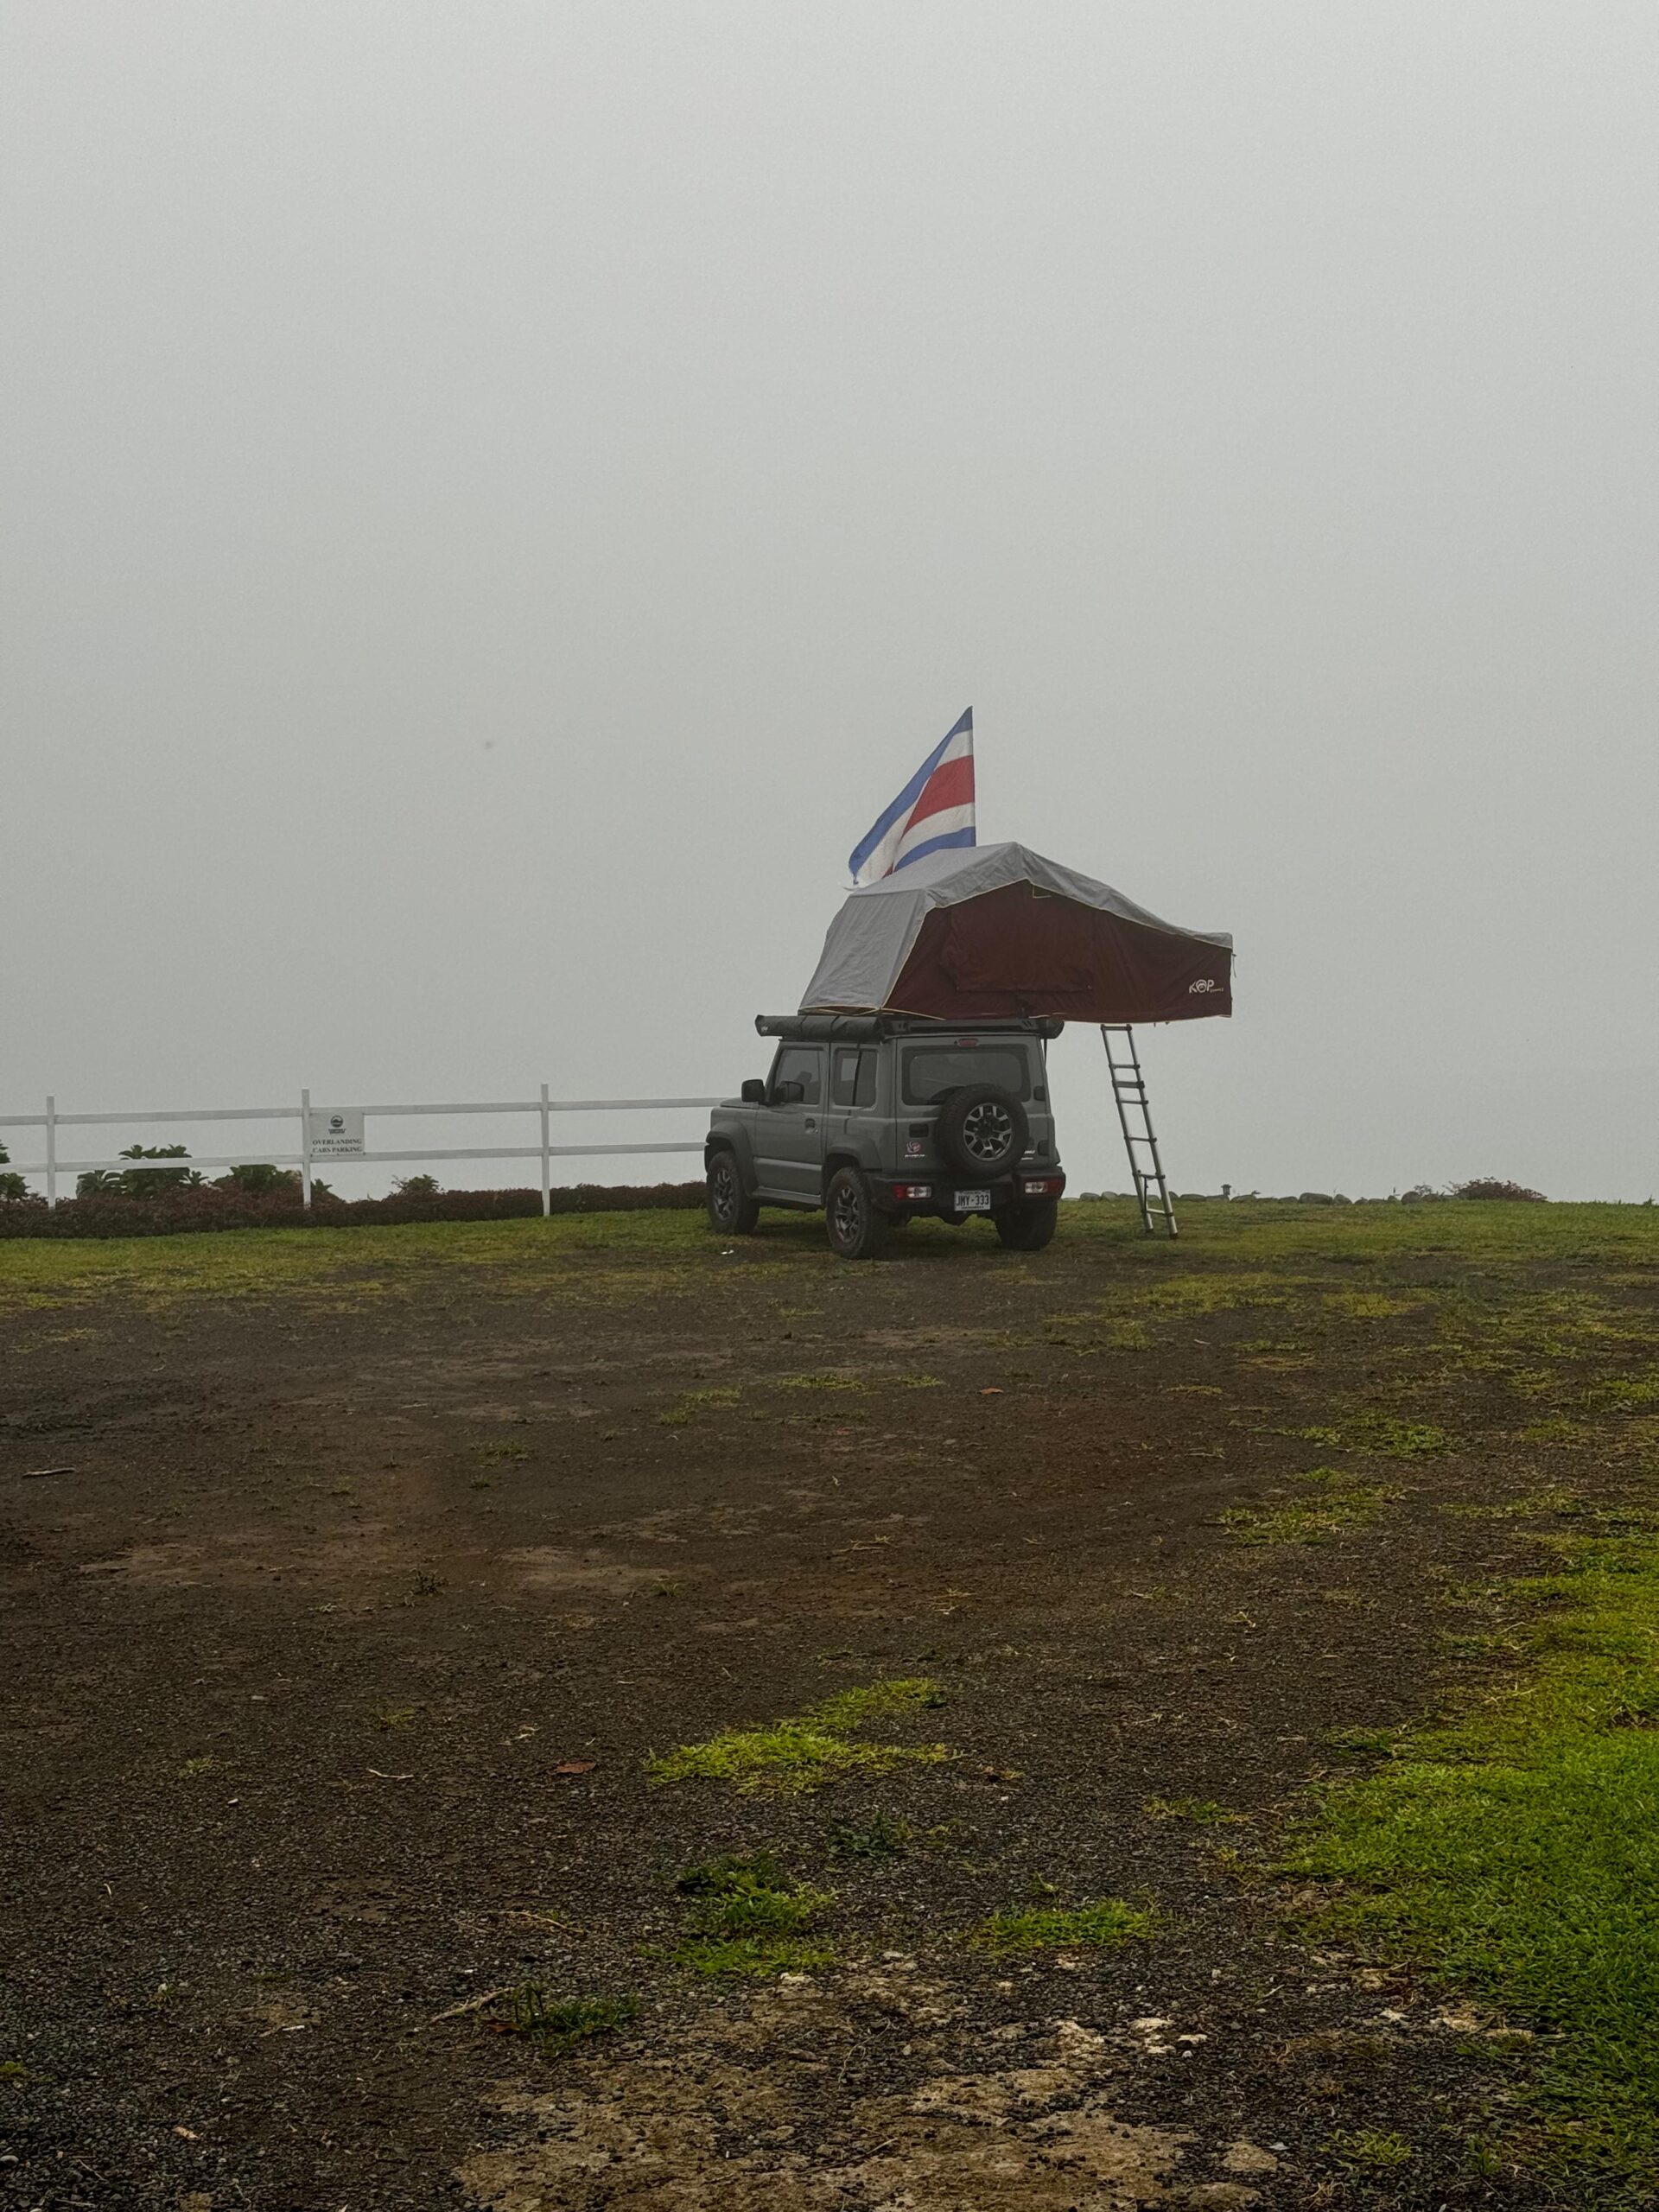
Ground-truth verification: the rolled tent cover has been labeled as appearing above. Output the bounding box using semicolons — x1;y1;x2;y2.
798;842;1232;1023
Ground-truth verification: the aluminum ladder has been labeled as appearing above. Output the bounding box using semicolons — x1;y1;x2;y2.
1101;1025;1177;1236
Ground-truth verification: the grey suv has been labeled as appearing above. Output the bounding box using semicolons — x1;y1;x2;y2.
705;1014;1066;1259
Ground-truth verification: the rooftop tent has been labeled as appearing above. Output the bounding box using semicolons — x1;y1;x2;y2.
799;842;1232;1024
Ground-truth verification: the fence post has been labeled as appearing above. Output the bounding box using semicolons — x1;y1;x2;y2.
45;1095;57;1210
299;1088;313;1209
539;1083;551;1217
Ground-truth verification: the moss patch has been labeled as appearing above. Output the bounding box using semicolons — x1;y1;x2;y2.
971;1897;1155;1953
487;1987;635;2058
1143;1795;1243;1826
671;1853;834;1978
825;1812;913;1859
1284;1535;1659;2200
1330;2127;1414;2171
1223;1470;1396;1547
1294;1413;1452;1459
646;1678;948;1796
656;1385;741;1426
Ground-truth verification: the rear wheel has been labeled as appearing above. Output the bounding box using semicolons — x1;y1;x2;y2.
706;1149;760;1235
995;1197;1058;1252
825;1166;890;1261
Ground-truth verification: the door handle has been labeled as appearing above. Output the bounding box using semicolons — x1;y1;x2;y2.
804;1117;817;1130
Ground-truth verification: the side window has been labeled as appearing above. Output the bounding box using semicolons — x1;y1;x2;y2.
830;1047;868;1108
771;1045;823;1103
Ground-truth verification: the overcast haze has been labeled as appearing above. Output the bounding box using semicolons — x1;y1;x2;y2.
4;3;1656;1202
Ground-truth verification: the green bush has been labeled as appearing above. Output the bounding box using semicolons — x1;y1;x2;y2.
213;1163;299;1195
78;1145;204;1200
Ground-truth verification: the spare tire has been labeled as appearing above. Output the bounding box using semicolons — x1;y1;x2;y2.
934;1085;1028;1179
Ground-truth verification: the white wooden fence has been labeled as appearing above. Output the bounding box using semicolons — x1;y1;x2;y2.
0;1090;723;1211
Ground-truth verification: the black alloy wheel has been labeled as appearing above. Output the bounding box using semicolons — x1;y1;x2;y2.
825;1166;890;1261
706;1150;760;1234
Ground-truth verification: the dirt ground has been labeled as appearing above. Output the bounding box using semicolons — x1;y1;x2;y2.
3;1200;1656;2211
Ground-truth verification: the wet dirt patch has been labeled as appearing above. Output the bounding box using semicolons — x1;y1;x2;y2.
502;1545;685;1596
457;1993;1237;2211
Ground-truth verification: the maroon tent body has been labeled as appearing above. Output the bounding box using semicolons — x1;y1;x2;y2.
799;842;1232;1025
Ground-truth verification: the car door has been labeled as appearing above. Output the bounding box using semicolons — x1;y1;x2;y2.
752;1044;826;1201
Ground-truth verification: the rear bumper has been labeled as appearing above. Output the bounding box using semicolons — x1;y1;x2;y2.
873;1169;1066;1218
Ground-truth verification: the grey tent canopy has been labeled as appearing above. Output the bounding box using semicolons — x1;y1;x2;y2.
798;842;1232;1025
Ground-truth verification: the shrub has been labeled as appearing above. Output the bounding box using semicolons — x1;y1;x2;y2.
391;1173;442;1198
1452;1177;1547;1202
213;1163;300;1195
79;1144;204;1200
0;1181;706;1239
0;1143;25;1205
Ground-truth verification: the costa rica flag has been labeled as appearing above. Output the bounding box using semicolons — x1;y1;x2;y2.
848;709;976;886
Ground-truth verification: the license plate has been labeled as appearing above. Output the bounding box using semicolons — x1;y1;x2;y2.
956;1188;993;1212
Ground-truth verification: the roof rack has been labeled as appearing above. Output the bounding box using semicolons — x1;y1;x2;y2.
754;1013;1065;1042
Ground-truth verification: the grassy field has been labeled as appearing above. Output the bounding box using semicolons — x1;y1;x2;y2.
3;1192;1657;1313
3;1194;1658;2209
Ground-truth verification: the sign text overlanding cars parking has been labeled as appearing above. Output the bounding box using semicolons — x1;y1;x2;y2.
307;1109;365;1160
703;842;1232;1261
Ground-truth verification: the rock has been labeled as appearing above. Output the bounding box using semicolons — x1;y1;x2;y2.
1221;2139;1280;2174
1297;1192;1334;1205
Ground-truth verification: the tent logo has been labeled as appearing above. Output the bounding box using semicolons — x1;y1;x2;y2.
1188;976;1219;995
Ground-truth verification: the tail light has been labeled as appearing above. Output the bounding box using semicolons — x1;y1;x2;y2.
893;1183;933;1201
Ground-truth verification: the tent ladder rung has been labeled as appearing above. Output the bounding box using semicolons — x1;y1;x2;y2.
1100;1024;1177;1238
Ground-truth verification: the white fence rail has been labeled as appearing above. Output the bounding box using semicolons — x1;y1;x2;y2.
0;1089;722;1211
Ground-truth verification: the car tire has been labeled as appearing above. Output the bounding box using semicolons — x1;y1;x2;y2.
825;1166;890;1261
706;1149;760;1235
934;1085;1029;1179
994;1198;1058;1252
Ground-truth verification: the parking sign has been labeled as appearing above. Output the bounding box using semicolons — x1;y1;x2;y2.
308;1108;365;1159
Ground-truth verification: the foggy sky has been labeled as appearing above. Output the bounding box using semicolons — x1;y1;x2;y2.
4;3;1656;1202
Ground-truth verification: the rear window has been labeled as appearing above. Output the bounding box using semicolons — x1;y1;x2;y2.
901;1046;1031;1106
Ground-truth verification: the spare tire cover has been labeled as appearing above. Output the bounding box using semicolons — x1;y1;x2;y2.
934;1085;1029;1179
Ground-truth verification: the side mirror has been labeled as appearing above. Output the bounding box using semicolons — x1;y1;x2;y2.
741;1078;766;1104
772;1079;805;1106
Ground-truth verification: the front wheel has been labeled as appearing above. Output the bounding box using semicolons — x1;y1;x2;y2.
825;1166;890;1261
995;1198;1058;1252
706;1150;760;1235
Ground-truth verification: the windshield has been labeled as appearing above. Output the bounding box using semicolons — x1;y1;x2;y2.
902;1046;1031;1105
